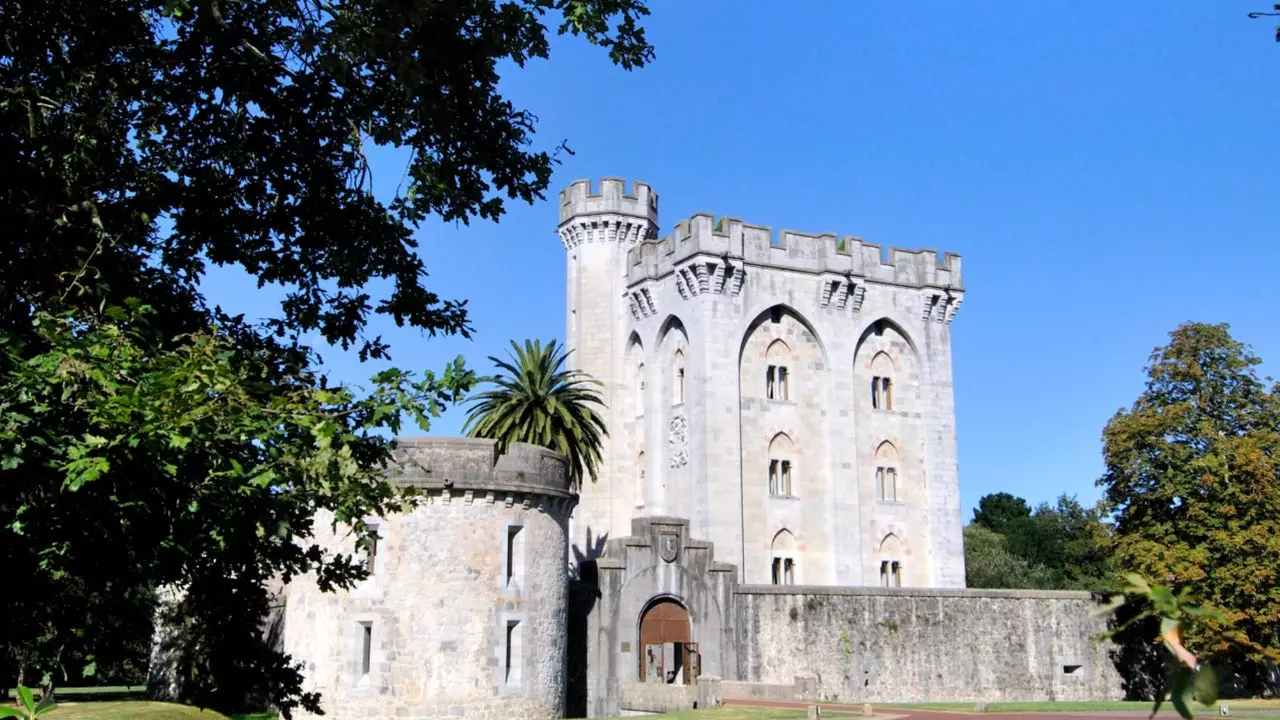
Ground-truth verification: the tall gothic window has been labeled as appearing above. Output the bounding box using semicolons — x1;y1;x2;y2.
768;433;795;497
870;352;894;410
673;350;686;405
874;441;900;503
766;340;790;401
771;530;797;585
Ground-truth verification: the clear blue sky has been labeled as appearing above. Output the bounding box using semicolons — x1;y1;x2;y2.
202;1;1280;522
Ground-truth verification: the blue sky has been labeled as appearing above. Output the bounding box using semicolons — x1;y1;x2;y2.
202;1;1280;521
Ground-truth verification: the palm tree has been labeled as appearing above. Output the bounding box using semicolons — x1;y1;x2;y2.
463;339;607;490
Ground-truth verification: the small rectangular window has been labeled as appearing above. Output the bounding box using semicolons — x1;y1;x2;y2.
883;378;894;410
778;367;789;401
781;460;792;496
364;528;379;575
771;557;782;585
769;459;779;495
879;561;890;587
766;366;776;399
359;622;372;676
505;620;523;687
676;368;685;404
872;377;882;409
783;558;795;585
506;526;523;588
875;467;885;501
886;468;897;502
892;561;902;587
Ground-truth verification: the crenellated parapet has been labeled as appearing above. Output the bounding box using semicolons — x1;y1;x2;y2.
558;177;659;248
624;212;963;321
390;437;577;515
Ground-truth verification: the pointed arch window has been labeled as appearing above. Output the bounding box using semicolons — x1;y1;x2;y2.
766;339;791;401
879;534;903;587
770;529;797;585
874;441;900;503
768;433;795;498
673;350;686;405
870;351;894;410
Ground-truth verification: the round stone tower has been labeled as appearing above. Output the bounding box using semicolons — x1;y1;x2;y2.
558;178;659;561
281;437;576;720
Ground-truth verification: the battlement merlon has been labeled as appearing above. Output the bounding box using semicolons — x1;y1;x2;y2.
558;177;660;227
625;212;963;292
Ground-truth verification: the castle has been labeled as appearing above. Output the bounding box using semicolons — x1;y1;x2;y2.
174;179;1125;720
558;177;965;589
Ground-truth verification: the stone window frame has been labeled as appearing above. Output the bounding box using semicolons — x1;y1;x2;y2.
352;517;389;598
869;351;896;411
346;615;380;693
672;348;686;406
770;528;799;585
499;519;526;595
878;533;905;588
767;432;796;499
497;612;527;695
873;440;902;504
765;339;792;402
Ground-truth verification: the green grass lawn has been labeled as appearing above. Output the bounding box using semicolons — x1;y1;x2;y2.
882;699;1280;713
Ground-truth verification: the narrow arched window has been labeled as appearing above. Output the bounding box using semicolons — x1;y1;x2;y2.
875;441;899;503
879;534;903;587
636;362;646;417
766;339;791;401
771;530;797;585
673;350;686;405
870;351;894;410
768;433;795;497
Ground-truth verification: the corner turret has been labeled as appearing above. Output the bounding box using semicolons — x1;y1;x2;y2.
558;178;659;247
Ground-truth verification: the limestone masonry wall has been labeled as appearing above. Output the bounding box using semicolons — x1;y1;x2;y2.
736;585;1123;704
282;438;575;720
559;177;966;589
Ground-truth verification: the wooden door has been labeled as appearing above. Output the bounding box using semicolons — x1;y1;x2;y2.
638;599;691;682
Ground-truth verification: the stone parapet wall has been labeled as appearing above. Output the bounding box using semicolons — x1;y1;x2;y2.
735;585;1124;704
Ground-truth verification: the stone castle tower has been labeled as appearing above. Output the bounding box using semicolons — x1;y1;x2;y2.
559;178;966;588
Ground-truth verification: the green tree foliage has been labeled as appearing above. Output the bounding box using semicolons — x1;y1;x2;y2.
963;524;1056;590
972;492;1032;534
1;0;653;713
965;492;1114;591
1100;322;1280;693
463;339;607;489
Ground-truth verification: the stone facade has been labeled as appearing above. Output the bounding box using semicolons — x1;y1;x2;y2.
573;518;1124;718
280;438;575;720
560;178;966;588
736;585;1123;704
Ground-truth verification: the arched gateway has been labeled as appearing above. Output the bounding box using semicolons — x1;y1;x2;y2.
570;516;738;718
639;598;699;684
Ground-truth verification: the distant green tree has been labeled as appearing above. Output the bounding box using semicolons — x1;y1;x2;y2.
972;492;1032;534
463;339;607;490
966;493;1115;591
963;525;1057;589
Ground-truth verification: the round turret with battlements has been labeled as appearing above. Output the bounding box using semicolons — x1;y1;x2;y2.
280;437;576;720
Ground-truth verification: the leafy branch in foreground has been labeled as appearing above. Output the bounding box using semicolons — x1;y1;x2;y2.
1096;574;1280;719
0;685;55;719
0;303;474;716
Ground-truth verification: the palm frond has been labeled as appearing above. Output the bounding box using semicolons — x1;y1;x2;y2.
463;339;607;490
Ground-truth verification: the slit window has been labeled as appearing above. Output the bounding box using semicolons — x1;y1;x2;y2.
505;526;524;589
505;620;523;687
359;622;372;676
